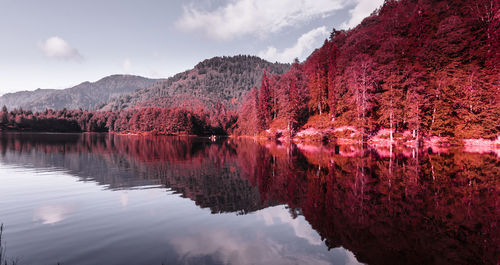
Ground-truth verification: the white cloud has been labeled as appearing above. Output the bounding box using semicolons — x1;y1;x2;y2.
122;58;132;72
38;36;82;61
176;0;346;40
340;0;385;30
259;26;329;63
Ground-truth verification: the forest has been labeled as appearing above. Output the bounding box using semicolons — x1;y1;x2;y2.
102;55;289;112
237;0;499;141
0;106;235;136
0;0;498;143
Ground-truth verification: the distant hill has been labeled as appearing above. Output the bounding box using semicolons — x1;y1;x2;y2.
0;88;57;110
0;75;161;112
101;55;290;112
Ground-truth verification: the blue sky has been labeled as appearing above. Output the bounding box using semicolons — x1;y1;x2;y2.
0;0;384;94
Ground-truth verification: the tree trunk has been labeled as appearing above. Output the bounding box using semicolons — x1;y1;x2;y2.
390;85;394;143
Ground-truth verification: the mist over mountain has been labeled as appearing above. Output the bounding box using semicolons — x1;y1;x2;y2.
0;75;161;112
0;88;57;110
102;55;290;112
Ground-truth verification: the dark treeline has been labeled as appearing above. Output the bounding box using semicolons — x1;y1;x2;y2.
237;0;499;140
0;105;236;136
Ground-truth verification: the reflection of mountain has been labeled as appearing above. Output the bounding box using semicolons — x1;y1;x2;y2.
0;133;497;265
0;133;272;214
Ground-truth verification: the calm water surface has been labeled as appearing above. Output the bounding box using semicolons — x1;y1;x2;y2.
0;133;498;265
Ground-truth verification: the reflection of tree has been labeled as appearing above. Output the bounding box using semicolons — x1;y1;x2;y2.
0;134;497;264
0;134;272;214
247;142;499;265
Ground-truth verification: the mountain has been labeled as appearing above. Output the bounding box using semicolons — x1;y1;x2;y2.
0;75;161;112
0;88;57;110
102;55;290;112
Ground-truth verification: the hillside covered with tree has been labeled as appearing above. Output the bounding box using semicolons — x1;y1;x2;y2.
0;56;289;136
237;0;499;142
102;55;290;112
0;75;160;112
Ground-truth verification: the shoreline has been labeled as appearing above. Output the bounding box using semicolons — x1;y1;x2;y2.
232;134;500;147
231;133;500;157
1;130;499;149
231;136;500;160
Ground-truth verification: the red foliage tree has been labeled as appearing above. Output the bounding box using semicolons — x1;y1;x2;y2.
258;73;272;130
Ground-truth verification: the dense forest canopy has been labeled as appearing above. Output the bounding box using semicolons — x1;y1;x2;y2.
0;106;231;136
237;0;499;140
102;55;290;112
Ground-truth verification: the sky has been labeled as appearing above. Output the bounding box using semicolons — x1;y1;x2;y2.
0;0;384;95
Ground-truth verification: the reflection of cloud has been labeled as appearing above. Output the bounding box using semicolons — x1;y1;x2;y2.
344;247;365;265
33;204;75;225
257;206;366;265
256;205;322;245
120;192;129;208
171;229;331;265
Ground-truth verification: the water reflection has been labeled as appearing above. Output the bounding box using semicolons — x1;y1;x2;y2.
33;204;76;225
257;206;323;246
170;225;359;265
0;133;498;265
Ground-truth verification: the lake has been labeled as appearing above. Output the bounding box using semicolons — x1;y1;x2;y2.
0;133;498;265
